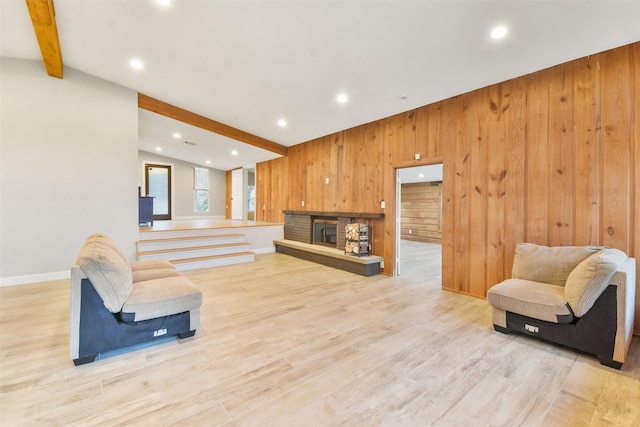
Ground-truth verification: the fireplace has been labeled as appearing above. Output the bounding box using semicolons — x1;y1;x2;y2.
283;210;384;253
279;210;385;276
312;218;338;248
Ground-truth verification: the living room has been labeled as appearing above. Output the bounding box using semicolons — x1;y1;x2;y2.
1;1;639;425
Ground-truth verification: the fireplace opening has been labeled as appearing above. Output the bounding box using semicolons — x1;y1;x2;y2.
313;218;338;248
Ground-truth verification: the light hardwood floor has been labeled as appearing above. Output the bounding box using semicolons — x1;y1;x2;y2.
1;245;639;426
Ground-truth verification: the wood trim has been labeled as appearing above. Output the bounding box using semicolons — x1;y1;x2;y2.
283;210;384;219
632;42;640;335
392;156;447;170
144;163;172;221
26;0;63;78
225;170;232;219
138;93;289;157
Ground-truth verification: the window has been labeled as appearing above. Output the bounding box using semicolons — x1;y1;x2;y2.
193;167;209;212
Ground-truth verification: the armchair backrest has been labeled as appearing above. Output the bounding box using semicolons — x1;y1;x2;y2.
75;233;133;313
511;243;602;286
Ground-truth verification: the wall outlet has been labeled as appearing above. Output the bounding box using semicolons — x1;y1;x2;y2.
380;200;385;209
301;200;305;207
409;229;412;234
380;260;384;268
325;177;329;184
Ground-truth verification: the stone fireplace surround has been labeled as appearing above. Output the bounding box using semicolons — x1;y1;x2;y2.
283;210;384;251
277;210;385;276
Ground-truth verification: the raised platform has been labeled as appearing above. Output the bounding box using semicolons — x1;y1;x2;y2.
274;239;382;276
138;219;283;271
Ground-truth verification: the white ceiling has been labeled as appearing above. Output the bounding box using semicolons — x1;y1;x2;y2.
399;164;443;184
2;0;639;171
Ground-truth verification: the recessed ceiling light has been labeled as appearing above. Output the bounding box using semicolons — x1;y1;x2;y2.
205;160;211;165
155;147;162;152
231;150;238;156
490;25;508;40
277;119;287;127
418;173;425;178
173;133;181;139
130;59;144;70
156;0;171;6
336;93;348;104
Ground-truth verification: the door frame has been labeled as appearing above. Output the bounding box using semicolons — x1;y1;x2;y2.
231;168;244;220
394;162;444;276
142;161;175;221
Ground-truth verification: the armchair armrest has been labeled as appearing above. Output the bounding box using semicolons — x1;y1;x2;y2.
612;257;636;363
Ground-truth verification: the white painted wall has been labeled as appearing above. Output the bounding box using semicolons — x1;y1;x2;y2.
0;58;139;285
138;150;227;218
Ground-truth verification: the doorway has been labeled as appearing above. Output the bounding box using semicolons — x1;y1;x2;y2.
246;167;256;221
231;168;243;220
144;164;172;221
395;164;443;285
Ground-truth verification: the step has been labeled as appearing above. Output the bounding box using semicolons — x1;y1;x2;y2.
137;234;247;251
137;242;251;261
170;252;255;271
138;228;247;241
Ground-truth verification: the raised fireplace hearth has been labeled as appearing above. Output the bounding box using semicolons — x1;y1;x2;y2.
283;210;383;250
278;210;385;276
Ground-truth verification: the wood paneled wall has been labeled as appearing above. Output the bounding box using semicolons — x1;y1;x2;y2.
256;42;640;330
401;182;442;243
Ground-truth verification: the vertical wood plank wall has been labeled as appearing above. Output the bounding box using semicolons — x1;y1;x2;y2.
256;43;640;330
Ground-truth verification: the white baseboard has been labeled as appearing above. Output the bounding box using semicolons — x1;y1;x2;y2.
1;270;70;287
0;245;276;287
172;215;226;220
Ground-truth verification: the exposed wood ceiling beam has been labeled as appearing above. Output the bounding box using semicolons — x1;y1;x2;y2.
138;93;289;157
26;0;63;78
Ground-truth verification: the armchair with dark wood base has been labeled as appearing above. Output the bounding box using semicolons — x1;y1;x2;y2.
70;234;202;365
487;243;635;369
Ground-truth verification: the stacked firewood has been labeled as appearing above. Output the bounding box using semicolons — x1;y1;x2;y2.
345;223;370;255
345;241;361;254
345;223;361;240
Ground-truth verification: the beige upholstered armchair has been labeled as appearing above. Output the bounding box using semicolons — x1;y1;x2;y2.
70;234;202;365
487;243;635;369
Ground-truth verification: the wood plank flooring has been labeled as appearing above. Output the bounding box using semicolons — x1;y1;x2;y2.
1;242;639;426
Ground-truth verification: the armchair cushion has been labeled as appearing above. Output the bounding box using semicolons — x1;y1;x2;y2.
130;259;175;271
120;276;203;322
132;267;182;283
487;279;574;324
511;243;601;286
76;236;133;313
565;248;628;316
131;259;181;282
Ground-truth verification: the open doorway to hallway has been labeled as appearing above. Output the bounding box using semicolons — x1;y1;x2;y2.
395;164;443;286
